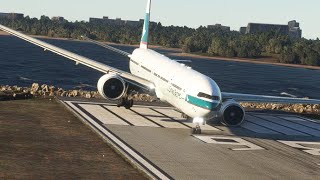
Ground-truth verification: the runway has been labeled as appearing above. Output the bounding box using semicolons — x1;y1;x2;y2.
62;100;320;179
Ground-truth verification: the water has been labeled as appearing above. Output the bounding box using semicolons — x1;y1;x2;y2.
1;35;320;98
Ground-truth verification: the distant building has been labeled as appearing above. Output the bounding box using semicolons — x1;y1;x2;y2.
0;13;24;20
288;20;302;39
246;23;288;35
0;13;7;18
242;20;302;38
239;27;247;34
52;16;65;22
89;16;144;27
207;24;230;31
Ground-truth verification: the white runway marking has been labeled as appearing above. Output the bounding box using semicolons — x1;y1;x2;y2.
244;114;309;136
194;135;264;151
241;121;281;135
66;101;218;130
62;100;320;179
152;108;221;131
258;115;320;137
64;101;320;137
105;106;160;127
63;101;171;179
80;104;129;125
132;107;189;129
278;141;320;156
278;116;320;131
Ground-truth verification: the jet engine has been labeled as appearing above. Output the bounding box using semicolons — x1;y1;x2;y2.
219;100;245;126
97;74;126;100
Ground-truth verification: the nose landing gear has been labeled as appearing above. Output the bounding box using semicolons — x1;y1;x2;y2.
181;113;204;134
192;117;205;134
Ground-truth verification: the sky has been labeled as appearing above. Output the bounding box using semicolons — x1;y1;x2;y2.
1;0;319;39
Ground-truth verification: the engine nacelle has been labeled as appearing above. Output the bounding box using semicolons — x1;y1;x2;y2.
97;74;126;100
219;100;245;126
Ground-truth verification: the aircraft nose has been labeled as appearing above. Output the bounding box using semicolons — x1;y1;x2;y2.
198;105;217;116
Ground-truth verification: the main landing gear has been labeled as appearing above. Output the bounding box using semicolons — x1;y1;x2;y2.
192;124;202;134
181;113;189;119
117;97;133;109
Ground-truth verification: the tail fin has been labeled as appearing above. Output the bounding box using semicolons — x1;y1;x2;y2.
140;0;151;49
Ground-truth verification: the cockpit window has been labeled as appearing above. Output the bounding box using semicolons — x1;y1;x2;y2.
197;92;220;101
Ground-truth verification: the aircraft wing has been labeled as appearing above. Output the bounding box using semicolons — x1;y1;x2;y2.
174;60;192;63
81;35;131;57
0;24;153;91
222;92;320;104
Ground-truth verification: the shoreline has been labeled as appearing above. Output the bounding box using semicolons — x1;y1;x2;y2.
1;83;319;116
0;30;180;51
1;30;319;70
169;53;320;70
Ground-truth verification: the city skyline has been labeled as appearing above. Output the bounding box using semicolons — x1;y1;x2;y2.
1;0;319;39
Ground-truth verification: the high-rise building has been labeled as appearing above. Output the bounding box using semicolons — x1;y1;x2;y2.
0;13;24;20
239;27;247;34
207;24;230;31
240;20;302;38
52;16;65;22
89;16;144;27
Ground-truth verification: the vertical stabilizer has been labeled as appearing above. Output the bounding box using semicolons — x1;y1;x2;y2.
140;0;151;49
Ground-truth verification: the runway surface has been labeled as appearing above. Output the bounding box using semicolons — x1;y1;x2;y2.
62;100;320;179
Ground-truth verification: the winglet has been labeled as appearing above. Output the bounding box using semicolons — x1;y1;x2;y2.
140;0;151;49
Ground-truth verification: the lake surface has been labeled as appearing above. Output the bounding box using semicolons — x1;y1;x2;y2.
1;35;320;99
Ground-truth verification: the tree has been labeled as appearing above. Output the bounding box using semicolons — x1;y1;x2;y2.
208;37;235;57
302;49;320;66
279;47;298;64
182;37;195;53
266;36;291;54
2;16;320;66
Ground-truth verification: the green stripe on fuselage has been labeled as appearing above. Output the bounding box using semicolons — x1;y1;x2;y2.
186;95;219;110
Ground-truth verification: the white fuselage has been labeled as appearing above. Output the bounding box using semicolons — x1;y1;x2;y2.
130;48;222;120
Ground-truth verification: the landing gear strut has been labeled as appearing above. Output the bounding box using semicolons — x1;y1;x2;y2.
181;113;203;134
192;124;201;134
117;97;133;109
191;117;205;134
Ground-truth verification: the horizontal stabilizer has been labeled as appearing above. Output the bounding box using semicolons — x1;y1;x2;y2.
174;60;192;63
81;36;131;57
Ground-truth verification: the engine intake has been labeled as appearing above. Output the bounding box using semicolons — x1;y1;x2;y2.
219;100;245;126
97;74;126;100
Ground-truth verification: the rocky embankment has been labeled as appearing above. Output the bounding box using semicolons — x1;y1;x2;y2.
0;83;157;102
0;83;319;114
240;102;319;114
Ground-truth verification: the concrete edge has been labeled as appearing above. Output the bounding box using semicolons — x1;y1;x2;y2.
57;99;155;180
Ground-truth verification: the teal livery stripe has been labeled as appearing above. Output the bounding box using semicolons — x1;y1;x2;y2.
186;95;219;110
141;13;149;43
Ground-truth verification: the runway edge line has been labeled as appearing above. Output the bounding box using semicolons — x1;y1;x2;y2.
60;100;173;180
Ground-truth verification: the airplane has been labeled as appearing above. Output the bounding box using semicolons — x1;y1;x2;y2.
1;0;320;134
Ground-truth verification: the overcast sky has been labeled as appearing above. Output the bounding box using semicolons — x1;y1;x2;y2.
1;0;319;39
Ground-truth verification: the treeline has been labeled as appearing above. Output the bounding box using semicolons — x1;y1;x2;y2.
183;28;320;66
0;15;194;48
1;16;320;66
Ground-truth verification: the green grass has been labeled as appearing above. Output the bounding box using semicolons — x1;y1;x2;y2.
0;98;147;179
